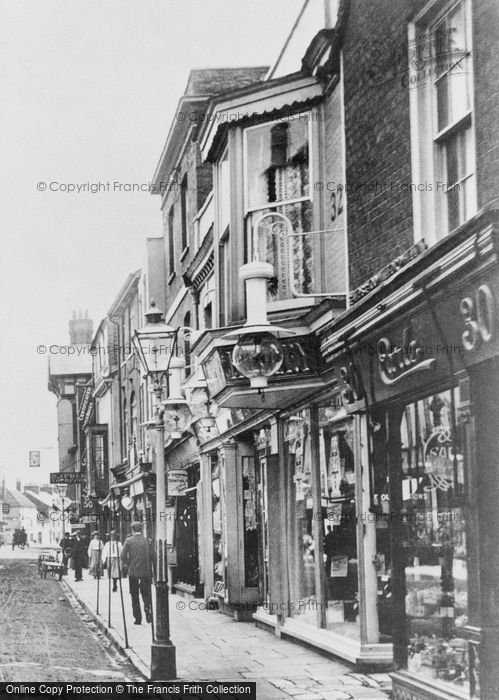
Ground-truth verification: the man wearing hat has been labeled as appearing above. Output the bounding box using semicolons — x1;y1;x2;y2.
71;530;86;582
121;522;153;624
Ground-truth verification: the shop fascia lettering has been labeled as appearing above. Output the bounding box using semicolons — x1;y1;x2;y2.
377;326;435;385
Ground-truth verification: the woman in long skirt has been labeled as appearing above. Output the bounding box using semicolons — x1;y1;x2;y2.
87;531;104;578
102;530;123;592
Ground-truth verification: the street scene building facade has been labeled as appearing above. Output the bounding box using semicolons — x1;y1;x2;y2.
45;1;499;697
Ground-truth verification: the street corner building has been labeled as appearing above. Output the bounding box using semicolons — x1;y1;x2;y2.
47;1;499;698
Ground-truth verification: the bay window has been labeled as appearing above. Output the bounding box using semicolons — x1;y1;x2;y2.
243;116;314;300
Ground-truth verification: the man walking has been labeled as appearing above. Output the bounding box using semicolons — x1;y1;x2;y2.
59;531;72;574
71;530;86;582
121;522;153;625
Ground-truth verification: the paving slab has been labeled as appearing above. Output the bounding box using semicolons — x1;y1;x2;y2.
63;573;390;699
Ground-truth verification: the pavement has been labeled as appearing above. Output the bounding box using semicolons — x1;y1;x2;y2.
62;569;392;699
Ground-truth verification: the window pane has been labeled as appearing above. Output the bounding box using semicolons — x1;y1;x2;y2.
249;201;313;301
245;118;310;210
436;75;449;132
401;390;470;693
286;411;317;626
445;135;459;186
320;420;359;639
434;2;469;130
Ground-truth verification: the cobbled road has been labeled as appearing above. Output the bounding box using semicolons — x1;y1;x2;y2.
0;555;142;682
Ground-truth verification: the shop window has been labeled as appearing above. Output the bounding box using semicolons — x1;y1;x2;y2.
174;465;200;589
409;0;476;244
242;457;258;587
398;388;470;692
371;411;393;642
211;456;225;593
320;418;359;639
285;411;317;626
243;117;313;300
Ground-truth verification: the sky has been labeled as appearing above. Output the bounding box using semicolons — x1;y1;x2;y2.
0;0;304;489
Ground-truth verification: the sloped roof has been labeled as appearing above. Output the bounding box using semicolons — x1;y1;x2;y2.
24;490;56;513
5;489;37;509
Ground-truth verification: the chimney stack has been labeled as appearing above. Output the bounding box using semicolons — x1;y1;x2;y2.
69;310;94;345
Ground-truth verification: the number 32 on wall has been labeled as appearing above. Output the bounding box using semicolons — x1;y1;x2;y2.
460;284;496;351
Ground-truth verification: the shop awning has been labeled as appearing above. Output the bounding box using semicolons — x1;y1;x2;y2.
108;472;145;497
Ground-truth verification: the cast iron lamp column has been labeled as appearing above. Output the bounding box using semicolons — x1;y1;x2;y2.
150;381;176;680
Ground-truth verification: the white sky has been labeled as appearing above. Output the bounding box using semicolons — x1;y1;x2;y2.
0;0;304;488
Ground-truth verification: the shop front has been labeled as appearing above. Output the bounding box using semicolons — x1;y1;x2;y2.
252;397;392;668
196;408;269;620
320;210;499;698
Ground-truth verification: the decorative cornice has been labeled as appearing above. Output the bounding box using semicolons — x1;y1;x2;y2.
350;240;427;304
321;208;499;360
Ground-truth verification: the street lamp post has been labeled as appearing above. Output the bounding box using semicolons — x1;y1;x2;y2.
55;483;68;533
132;300;177;680
151;380;176;679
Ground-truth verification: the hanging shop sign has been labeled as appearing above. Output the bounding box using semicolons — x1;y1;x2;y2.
202;335;322;397
121;495;133;510
167;469;189;497
50;472;86;484
29;451;40;468
77;385;94;429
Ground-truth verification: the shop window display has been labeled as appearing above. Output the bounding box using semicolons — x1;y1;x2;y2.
286;412;317;625
211;457;226;594
371;413;393;641
319;417;360;639
399;389;470;692
242;456;258;588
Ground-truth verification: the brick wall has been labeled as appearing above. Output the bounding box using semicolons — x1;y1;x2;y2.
343;0;499;290
343;0;419;290
473;0;499;210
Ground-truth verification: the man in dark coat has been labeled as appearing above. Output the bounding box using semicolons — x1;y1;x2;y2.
59;532;72;573
71;531;86;582
121;522;153;624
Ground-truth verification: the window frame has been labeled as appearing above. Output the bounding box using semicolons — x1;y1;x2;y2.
408;0;476;245
242;113;314;217
180;173;188;255
166;203;176;282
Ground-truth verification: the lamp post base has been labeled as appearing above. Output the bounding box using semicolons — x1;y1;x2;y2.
151;642;176;680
